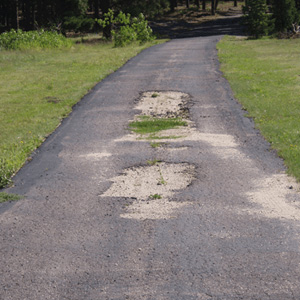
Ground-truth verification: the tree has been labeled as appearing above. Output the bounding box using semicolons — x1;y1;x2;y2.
243;0;269;38
272;0;299;32
170;0;178;12
211;0;219;15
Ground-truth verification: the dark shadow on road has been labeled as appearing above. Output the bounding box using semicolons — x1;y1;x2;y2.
150;15;245;39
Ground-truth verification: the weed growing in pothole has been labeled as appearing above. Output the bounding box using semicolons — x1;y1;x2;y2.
149;194;162;199
158;169;167;185
147;159;161;166
151;93;159;98
150;142;162;148
129;116;187;135
0;192;23;203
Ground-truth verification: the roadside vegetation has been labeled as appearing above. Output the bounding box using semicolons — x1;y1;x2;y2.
218;36;300;180
0;192;23;203
0;37;163;188
0;30;72;50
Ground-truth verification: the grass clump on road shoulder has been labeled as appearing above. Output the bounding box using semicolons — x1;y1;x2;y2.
218;36;300;180
0;39;164;188
0;192;23;203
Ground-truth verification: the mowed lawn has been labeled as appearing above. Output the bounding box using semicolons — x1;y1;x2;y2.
218;36;300;180
0;40;162;187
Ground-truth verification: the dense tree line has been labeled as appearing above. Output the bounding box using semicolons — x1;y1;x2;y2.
2;1;298;34
0;0;167;32
0;0;241;33
244;0;300;37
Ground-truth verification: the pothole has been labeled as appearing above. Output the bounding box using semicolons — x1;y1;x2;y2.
127;91;193;141
135;91;190;119
104;91;197;220
102;162;195;220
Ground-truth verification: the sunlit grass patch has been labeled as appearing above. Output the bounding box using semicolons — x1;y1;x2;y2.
218;36;300;180
0;39;165;188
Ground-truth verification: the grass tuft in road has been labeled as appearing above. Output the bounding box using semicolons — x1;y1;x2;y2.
129;116;187;135
0;39;165;188
218;36;300;180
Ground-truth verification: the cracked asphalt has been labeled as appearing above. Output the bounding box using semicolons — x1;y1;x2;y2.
1;16;300;299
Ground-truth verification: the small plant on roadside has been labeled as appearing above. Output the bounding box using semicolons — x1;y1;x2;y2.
0;192;23;203
97;9;155;47
0;159;13;188
151;93;159;98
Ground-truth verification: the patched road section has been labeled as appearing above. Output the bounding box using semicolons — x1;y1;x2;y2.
2;20;300;300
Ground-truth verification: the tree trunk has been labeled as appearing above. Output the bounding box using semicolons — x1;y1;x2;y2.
234;0;237;7
94;0;99;18
195;0;200;8
100;0;111;38
202;0;206;10
186;0;190;8
211;0;215;15
170;0;177;12
15;0;19;30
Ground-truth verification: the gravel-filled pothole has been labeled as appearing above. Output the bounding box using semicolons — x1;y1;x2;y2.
135;91;190;119
102;162;195;220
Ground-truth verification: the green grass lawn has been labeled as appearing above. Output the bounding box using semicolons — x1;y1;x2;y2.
218;36;300;180
0;39;164;188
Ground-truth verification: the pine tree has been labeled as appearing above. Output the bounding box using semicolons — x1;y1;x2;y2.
243;0;270;38
272;0;299;32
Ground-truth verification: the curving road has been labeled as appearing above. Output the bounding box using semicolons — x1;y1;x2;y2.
1;16;300;299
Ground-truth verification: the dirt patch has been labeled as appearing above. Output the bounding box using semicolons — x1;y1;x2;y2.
102;163;195;220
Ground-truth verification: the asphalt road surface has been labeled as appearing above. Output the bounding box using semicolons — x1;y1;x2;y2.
1;17;300;299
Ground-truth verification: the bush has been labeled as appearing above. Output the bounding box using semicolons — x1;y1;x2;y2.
0;29;73;51
97;10;155;47
243;0;270;38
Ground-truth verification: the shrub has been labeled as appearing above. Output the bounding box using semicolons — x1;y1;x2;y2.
97;10;155;47
0;29;73;51
243;0;270;38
